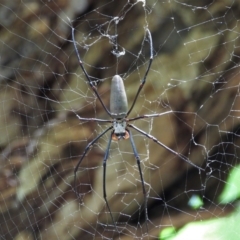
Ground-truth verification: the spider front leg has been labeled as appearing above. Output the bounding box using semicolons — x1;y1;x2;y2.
127;129;149;232
127;28;153;117
72;27;112;117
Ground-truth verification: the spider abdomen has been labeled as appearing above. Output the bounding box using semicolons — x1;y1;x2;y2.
110;75;128;118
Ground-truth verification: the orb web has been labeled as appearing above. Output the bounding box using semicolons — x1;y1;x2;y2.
0;0;240;239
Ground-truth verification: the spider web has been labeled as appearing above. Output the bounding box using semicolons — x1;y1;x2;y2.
0;0;240;239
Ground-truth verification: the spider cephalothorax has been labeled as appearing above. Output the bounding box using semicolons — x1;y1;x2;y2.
112;118;129;140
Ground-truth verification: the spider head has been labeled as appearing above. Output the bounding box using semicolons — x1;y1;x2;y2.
112;119;129;141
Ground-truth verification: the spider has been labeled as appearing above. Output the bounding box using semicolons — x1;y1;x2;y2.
72;27;203;231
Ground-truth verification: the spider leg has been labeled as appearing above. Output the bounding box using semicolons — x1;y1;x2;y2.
75;113;113;123
102;130;118;231
127;28;153;117
128;124;204;171
128;110;173;122
72;27;111;117
74;126;113;197
127;129;148;232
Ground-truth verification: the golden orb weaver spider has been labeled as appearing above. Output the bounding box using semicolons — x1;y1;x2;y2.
72;27;203;231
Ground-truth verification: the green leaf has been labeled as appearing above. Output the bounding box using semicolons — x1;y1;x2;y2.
218;165;240;204
188;194;203;209
159;227;176;240
167;205;240;240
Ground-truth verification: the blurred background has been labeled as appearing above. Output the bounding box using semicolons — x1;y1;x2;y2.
0;0;240;239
